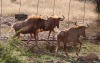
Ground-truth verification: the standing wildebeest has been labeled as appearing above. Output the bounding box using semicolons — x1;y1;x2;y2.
55;25;88;56
10;16;46;47
42;15;65;44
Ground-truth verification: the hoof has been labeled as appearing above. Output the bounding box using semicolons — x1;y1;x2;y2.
64;53;69;57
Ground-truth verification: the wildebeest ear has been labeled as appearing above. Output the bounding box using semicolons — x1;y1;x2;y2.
59;15;65;21
58;17;61;19
46;16;49;20
39;15;41;16
58;18;63;21
86;23;89;28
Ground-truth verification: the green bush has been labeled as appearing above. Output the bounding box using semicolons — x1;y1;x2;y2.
0;37;29;63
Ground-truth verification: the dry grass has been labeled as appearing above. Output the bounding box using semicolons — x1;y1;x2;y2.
0;0;98;21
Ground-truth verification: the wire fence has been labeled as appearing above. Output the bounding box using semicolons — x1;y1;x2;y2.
0;0;99;39
0;0;96;18
0;0;97;23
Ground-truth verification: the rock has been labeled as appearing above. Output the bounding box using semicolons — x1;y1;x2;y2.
85;53;99;61
77;53;99;62
44;60;54;63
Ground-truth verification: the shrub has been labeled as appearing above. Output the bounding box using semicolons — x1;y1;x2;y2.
0;37;29;63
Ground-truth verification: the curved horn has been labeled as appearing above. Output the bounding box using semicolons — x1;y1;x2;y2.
39;15;42;18
46;16;48;19
39;15;41;16
75;21;77;26
62;15;65;20
52;15;54;16
86;23;89;28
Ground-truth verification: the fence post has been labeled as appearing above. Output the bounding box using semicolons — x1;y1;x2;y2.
19;0;21;14
52;0;55;16
0;0;3;38
36;0;39;15
83;0;86;24
67;0;72;28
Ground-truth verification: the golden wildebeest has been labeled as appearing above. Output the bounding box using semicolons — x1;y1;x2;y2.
42;15;65;44
10;16;46;47
55;25;89;56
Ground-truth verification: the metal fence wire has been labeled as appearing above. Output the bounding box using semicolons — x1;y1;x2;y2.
0;0;98;39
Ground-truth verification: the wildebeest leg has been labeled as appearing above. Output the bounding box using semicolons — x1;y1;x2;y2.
15;32;20;38
74;43;79;56
55;39;60;55
27;33;33;45
52;30;56;43
36;32;39;40
78;41;82;53
63;42;68;56
30;33;33;38
47;31;51;45
33;32;39;49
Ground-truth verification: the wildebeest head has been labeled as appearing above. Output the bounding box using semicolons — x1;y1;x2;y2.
74;23;89;37
77;26;86;38
75;22;89;28
47;15;65;28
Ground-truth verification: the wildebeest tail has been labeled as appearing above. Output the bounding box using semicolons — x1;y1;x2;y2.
9;24;15;33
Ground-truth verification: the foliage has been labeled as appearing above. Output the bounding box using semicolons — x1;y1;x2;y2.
0;37;100;63
0;37;30;63
79;0;100;13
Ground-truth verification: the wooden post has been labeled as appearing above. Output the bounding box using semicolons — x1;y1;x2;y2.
36;0;39;15
67;0;71;28
53;0;55;16
19;0;21;14
83;0;86;24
